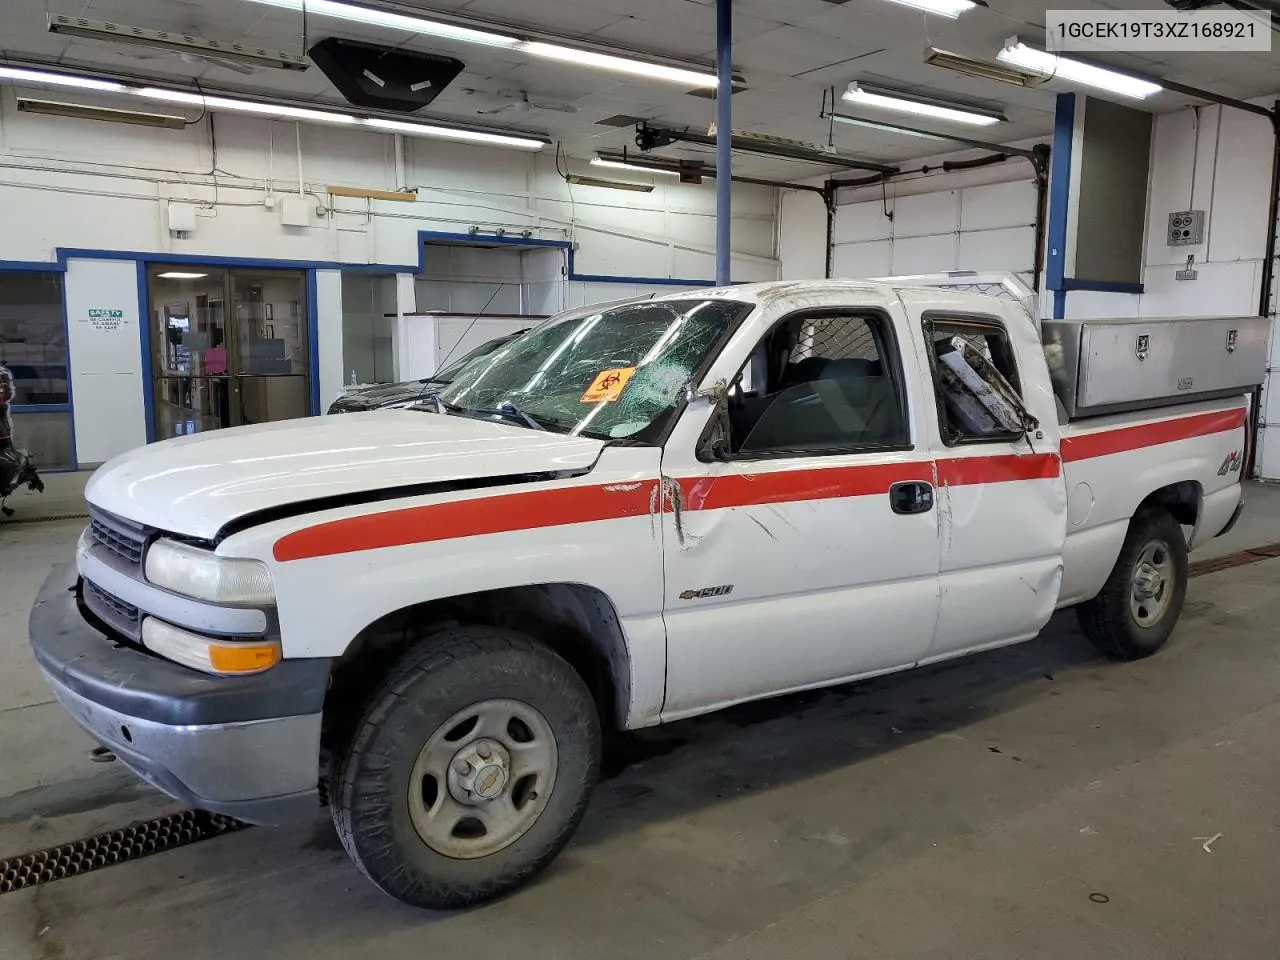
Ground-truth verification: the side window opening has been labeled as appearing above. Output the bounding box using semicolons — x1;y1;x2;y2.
927;318;1026;445
714;312;910;457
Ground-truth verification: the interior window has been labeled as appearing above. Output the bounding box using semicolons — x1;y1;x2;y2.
715;312;909;456
927;318;1025;445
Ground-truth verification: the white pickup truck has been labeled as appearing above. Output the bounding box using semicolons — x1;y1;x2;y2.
31;280;1263;908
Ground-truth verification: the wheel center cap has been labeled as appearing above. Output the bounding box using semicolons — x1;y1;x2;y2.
1134;564;1162;599
472;763;507;800
449;738;512;804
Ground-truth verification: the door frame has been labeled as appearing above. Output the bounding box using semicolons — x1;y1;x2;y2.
138;258;319;443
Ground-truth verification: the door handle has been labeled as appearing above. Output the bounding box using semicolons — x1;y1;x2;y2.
889;480;934;515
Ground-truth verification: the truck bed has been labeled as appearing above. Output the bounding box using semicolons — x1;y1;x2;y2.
1055;395;1248;607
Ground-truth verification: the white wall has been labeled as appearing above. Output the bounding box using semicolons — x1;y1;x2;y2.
0;84;779;457
63;259;146;464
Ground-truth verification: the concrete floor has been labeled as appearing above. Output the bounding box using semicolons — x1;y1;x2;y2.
1;485;1279;958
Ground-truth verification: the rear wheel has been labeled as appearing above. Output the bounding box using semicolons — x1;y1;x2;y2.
329;626;600;908
1077;507;1188;660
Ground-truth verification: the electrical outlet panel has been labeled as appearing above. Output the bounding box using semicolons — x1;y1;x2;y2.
1167;210;1204;246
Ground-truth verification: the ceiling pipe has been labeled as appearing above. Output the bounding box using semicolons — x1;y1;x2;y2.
822;108;1042;159
594;151;828;195
637;122;898;175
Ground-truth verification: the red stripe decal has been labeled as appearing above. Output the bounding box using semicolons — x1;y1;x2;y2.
936;453;1060;486
1061;407;1245;463
273;481;657;562
275;407;1243;561
678;462;933;511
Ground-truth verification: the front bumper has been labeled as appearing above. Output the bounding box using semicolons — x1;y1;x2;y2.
30;564;332;825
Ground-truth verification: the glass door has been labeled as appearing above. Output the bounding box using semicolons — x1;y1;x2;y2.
148;266;310;439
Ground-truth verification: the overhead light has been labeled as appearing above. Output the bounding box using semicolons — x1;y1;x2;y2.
829;112;949;141
591;156;681;176
565;174;654;193
16;97;186;129
241;0;720;88
156;272;210;279
46;16;309;72
521;43;716;88
0;65;126;93
0;65;547;150
924;47;1040;86
843;82;1003;126
244;0;520;46
135;87;360;125
879;0;975;18
997;38;1162;100
363;117;544;149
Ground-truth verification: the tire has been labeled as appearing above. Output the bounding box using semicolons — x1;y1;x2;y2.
329;626;601;909
1076;507;1188;661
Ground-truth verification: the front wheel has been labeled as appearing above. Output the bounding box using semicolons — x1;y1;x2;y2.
329;627;601;908
1076;507;1188;660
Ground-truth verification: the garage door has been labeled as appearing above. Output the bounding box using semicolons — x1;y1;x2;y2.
831;179;1038;281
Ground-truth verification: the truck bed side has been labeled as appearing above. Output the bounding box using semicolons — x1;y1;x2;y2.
1056;396;1248;607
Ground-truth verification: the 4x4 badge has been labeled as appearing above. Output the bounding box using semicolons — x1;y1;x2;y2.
1218;450;1242;476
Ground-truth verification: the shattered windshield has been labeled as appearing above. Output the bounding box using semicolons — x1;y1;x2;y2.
436;299;748;440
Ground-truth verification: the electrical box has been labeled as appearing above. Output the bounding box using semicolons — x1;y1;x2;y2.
280;195;311;228
166;201;197;234
1166;209;1204;246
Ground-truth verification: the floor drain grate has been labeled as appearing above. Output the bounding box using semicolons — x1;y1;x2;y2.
0;810;248;894
1190;542;1280;578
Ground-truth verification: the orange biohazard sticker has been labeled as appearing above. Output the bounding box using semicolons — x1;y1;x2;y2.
580;367;636;403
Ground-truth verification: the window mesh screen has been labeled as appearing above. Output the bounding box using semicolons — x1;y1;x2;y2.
791;317;879;362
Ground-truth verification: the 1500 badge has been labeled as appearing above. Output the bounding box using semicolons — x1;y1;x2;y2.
1218;450;1242;476
679;585;734;600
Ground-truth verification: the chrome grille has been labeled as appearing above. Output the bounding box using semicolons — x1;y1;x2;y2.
82;580;142;642
88;508;148;569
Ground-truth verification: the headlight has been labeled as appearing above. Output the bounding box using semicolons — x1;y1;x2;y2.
145;539;275;605
142;618;280;675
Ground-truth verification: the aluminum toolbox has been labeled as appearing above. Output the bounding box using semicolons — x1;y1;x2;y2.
1041;315;1268;419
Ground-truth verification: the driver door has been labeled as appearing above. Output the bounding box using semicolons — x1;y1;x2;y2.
658;304;943;720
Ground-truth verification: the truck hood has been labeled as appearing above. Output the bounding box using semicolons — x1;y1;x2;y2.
85;411;605;539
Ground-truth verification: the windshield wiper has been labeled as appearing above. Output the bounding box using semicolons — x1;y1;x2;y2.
417;392;464;415
494;401;546;431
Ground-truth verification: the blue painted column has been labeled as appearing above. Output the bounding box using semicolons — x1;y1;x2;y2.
715;0;732;287
1045;92;1075;320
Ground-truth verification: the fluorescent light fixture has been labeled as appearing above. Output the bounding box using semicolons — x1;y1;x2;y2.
246;0;521;47
135;87;360;125
16;97;186;129
830;112;949;141
843;82;1003;126
591;156;681;176
924;47;1040;86
566;174;654;193
241;0;719;88
0;65;546;151
157;272;210;279
521;42;717;88
879;0;975;18
363;117;544;149
46;16;309;72
997;38;1162;99
0;65;126;93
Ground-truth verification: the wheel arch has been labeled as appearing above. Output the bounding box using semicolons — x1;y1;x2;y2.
320;582;634;763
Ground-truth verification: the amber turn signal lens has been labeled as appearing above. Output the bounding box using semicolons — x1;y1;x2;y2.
208;643;281;674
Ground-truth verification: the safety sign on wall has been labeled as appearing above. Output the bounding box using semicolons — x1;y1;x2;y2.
85;308;124;332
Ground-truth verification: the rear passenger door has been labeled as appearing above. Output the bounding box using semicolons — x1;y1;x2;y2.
658;304;942;720
900;292;1068;662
